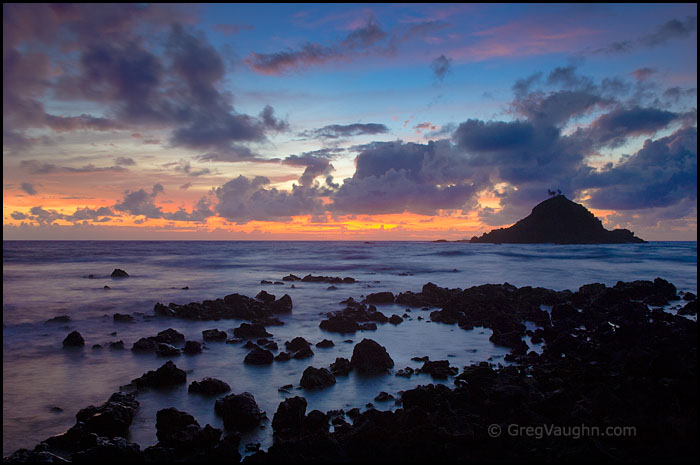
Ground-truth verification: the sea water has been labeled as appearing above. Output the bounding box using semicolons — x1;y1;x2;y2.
3;240;697;456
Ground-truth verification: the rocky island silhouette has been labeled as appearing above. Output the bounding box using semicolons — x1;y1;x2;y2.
470;194;645;244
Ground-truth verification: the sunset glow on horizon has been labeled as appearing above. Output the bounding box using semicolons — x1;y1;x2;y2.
3;3;697;240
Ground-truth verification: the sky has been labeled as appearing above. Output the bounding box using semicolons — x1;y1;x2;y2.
2;3;697;240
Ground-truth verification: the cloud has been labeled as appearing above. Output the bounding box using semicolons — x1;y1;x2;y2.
282;153;336;187
581;106;682;148
581;127;697;211
173;159;212;177
594;16;697;54
19;160;129;174
331;140;488;215
431;55;452;80
245;18;390;75
20;182;37;195
4;6;285;157
113;184;166;219
115;157;136;166
214;175;323;223
300;123;389;140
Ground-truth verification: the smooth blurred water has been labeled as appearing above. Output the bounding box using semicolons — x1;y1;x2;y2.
3;240;697;456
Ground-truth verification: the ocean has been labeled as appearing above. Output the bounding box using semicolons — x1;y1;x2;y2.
2;240;697;457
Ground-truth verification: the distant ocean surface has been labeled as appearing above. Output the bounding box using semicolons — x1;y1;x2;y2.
3;240;697;456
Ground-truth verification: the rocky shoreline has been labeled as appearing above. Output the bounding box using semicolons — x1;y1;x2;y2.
4;278;697;463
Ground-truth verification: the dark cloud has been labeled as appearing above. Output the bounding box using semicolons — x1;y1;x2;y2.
214;175;324;223
513;90;609;126
300;123;389;140
331;140;488;215
20;182;37;195
594;16;697;54
4;6;284;158
245;19;390;75
115;157;136;166
19;160;128;174
173;159;211;177
197;145;261;162
431;55;452;80
582;127;697;210
113;184;166;218
581;106;682;148
282;153;335;187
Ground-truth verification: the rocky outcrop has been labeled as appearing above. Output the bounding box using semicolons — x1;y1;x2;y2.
188;378;231;396
63;331;85;347
129;361;186;388
110;269;129;278
154;292;293;321
470;195;645;244
350;339;394;374
214;392;263;432
300;367;336;390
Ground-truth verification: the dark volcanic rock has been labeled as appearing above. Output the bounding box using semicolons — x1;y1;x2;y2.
71;436;141;463
350;339;394;374
316;339;335;348
110;269;129;278
155;407;222;451
46;315;71;323
155;328;185;345
374;392;394;402
233;323;272;339
202;329;228;341
112;313;134;323
109;340;125;351
388;314;403;325
214;392;262;432
292;347;314;359
274;351;291;362
300;367;336;390
130;361;186;388
363;292;395;304
470;195;645;244
63;330;85;347
244;347;274;365
272;396;307;439
131;337;158;352
183;340;203;354
419;360;458;380
156;343;181;357
154;291;293;321
75;392;139;439
188;378;231;396
320;315;361;333
255;290;276;303
330;357;352;376
285;337;311;352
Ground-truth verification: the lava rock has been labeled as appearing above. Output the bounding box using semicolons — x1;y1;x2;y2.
63;330;85;347
274;352;291;362
300;367;336;390
111;269;129;278
130;360;186;388
183;340;203;354
316;339;335;348
363;292;395;304
156;343;181;357
46;315;71;323
272;396;307;439
214;392;262;432
233;323;272;339
155;328;185;345
113;313;134;323
109;340;125;351
188;378;231;396
255;290;276;303
202;329;228;341
330;357;352;376
350;339;394;374
244;347;274;365
388;314;403;325
131;337;158;352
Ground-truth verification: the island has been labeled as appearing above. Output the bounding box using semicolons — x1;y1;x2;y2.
469;194;645;244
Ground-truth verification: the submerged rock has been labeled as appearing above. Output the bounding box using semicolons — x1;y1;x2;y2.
110;269;129;278
183;340;203;355
63;331;85;347
244;347;274;365
202;329;227;341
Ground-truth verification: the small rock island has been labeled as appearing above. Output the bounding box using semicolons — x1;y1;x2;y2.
470;195;645;244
